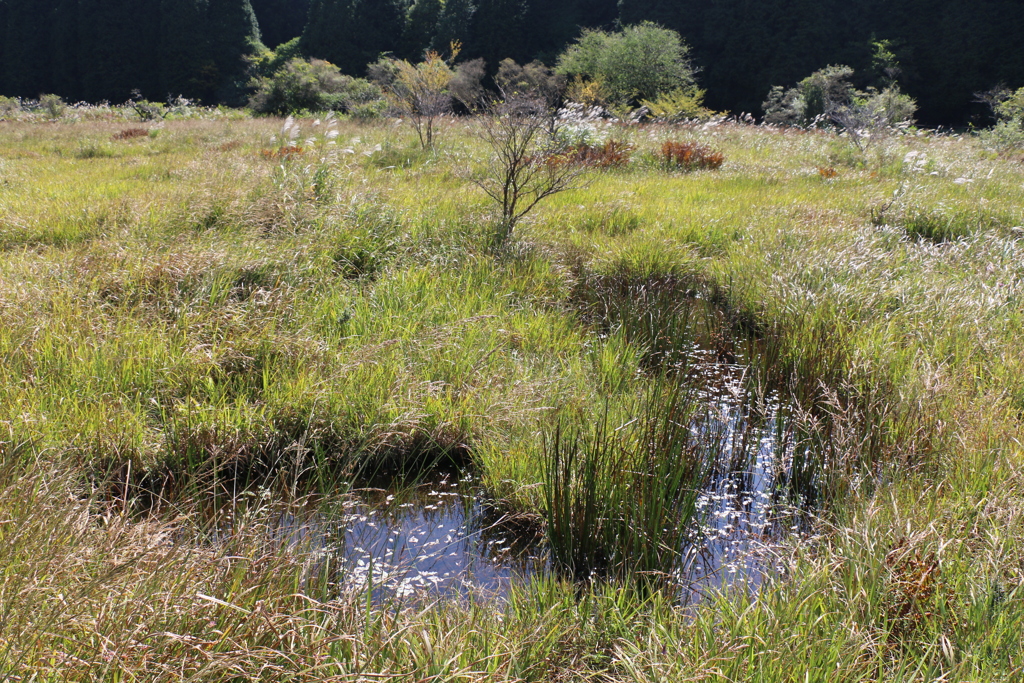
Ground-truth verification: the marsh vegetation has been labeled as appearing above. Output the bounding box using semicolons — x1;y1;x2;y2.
1;107;1023;680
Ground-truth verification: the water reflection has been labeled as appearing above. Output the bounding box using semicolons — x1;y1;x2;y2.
217;351;809;602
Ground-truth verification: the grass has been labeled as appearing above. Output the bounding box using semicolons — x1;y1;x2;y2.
0;109;1023;679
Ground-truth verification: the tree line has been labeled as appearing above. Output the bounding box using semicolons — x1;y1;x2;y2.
2;0;1023;124
0;0;260;105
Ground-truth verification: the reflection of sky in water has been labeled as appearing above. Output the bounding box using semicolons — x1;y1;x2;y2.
335;475;544;599
260;351;807;602
677;351;800;601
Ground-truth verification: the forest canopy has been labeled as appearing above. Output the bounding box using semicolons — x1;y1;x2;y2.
1;0;1022;124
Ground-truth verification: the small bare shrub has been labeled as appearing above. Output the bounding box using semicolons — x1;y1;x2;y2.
474;97;587;240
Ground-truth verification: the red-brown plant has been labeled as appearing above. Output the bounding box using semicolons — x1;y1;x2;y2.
660;140;724;171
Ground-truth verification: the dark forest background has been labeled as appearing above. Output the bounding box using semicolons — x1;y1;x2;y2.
2;0;1023;124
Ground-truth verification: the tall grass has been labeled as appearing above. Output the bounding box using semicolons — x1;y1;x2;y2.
2;113;1024;679
543;380;721;586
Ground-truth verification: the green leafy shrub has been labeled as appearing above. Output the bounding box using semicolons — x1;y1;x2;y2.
556;22;700;109
249;58;385;116
39;94;66;119
979;86;1024;153
0;96;20;119
641;86;714;121
764;65;916;131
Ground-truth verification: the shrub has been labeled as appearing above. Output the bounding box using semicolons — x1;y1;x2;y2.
551;140;632;168
556;22;700;109
473;96;587;240
371;51;455;149
0;96;20;119
764;65;856;126
494;59;565;108
128;91;166;121
249;58;385;116
764;64;917;151
370;50;485;148
978;86;1024;153
660;141;724;171
641;86;714;121
112;128;149;141
564;76;608;107
39;94;66;119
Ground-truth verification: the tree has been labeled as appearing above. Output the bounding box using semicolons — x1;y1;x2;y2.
2;0;60;97
207;0;262;104
159;0;211;99
401;0;442;61
473;95;585;240
77;0;161;102
302;0;404;77
555;22;698;108
51;0;81;99
432;0;474;53
371;51;484;149
468;0;529;69
249;0;310;49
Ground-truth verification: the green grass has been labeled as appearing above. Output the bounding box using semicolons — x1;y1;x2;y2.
1;111;1023;679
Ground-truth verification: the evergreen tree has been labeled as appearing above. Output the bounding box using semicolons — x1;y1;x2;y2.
402;0;442;60
159;0;211;99
432;0;474;54
302;0;403;76
2;0;60;97
207;0;261;104
51;0;81;100
77;0;161;102
0;0;7;95
250;0;310;48
468;0;529;68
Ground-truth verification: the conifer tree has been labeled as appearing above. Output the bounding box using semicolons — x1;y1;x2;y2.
50;0;81;100
432;0;475;54
0;0;7;95
249;0;310;48
469;0;528;68
2;0;60;97
77;0;160;102
302;0;403;76
402;0;442;60
207;0;261;103
159;0;211;99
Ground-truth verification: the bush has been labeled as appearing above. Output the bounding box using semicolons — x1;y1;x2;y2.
764;64;917;133
494;59;564;108
39;94;66;119
249;58;385;116
0;96;21;119
979;86;1024;153
641;86;714;121
763;65;856;126
370;51;486;149
551;140;632;169
659;141;724;171
556;22;700;109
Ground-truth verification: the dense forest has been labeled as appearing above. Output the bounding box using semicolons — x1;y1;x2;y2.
2;0;1023;123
